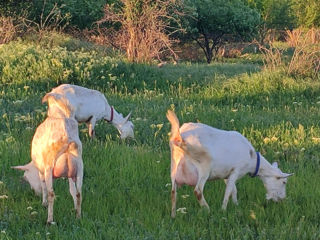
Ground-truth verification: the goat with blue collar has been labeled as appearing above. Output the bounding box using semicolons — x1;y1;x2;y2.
167;110;293;218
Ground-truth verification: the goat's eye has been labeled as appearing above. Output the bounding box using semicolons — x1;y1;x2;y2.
283;181;286;184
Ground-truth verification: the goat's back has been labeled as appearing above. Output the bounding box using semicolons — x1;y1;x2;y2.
180;123;255;170
47;84;109;122
31;117;81;170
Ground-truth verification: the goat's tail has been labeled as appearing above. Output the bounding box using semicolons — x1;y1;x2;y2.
42;92;63;104
167;110;210;162
42;92;51;103
42;92;73;118
166;110;183;146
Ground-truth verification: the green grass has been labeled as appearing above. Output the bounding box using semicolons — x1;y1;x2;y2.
0;37;320;239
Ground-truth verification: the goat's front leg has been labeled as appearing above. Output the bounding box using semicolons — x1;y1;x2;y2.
224;179;238;205
222;173;238;210
87;116;97;138
194;175;210;210
171;181;177;218
39;172;48;207
44;168;55;224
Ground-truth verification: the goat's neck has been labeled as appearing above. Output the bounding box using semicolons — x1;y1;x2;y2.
106;106;125;127
257;155;276;178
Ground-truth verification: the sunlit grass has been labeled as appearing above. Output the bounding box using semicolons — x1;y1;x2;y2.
0;38;319;239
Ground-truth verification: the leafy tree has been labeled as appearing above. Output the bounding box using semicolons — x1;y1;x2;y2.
243;0;296;43
0;0;106;29
181;0;261;63
0;0;32;17
292;0;320;27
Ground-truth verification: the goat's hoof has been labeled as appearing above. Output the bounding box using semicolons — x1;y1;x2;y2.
42;202;48;208
46;221;56;226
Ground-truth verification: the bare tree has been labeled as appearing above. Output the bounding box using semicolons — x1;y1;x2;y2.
96;0;182;63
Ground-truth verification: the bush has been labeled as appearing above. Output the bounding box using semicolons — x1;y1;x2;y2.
258;28;320;78
0;16;25;44
286;28;320;77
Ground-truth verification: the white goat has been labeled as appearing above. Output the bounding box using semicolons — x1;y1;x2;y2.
167;110;293;218
13;98;83;224
42;84;134;139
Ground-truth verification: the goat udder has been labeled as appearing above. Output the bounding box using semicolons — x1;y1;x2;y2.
175;163;198;186
53;164;76;178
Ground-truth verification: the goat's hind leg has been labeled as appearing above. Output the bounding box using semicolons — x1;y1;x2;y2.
194;175;210;211
68;152;83;219
44;168;55;224
171;181;177;218
68;178;77;210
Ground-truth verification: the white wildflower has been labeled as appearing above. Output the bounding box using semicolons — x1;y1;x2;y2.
13;100;23;105
177;207;187;214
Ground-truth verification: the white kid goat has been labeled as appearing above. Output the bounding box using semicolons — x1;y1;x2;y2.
167;110;293;218
42;84;134;139
13;97;83;224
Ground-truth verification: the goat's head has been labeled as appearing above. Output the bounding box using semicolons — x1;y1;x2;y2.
261;162;293;202
12;162;42;195
118;112;134;139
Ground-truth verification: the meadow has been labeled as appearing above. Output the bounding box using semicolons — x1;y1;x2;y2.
0;36;320;239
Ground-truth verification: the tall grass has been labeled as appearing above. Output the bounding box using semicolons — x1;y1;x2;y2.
0;38;320;239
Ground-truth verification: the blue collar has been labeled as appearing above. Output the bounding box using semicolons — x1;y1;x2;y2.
250;152;260;177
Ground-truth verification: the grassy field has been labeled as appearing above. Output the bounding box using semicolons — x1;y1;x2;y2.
0;37;320;239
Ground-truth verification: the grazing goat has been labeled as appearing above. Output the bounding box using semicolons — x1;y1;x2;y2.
167;110;293;218
13;101;83;224
42;84;134;139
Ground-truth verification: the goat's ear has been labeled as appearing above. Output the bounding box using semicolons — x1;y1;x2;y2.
272;162;279;168
277;172;294;178
12;165;29;171
124;111;132;123
12;162;33;171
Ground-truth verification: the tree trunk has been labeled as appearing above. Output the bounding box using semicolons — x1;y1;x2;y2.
204;34;213;63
